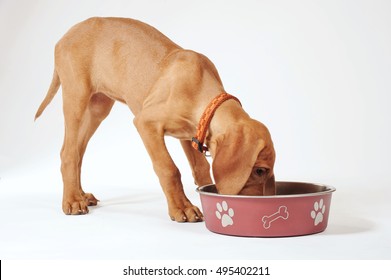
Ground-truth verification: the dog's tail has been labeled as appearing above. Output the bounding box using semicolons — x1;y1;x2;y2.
34;69;61;121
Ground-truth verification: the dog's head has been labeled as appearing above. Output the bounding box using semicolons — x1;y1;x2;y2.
211;119;276;196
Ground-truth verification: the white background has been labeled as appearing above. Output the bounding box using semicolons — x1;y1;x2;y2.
0;0;390;260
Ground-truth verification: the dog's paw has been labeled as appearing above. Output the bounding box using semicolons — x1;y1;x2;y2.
63;196;89;215
169;204;203;223
83;192;99;206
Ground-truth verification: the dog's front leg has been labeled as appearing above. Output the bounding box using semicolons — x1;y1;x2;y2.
180;140;213;187
134;117;203;222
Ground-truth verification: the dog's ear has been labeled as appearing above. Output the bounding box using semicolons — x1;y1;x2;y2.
264;174;276;195
212;126;265;195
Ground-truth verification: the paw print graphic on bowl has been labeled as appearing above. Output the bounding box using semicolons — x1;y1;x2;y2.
215;201;234;227
311;199;326;226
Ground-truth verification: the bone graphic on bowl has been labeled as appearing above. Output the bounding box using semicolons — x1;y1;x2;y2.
262;206;289;229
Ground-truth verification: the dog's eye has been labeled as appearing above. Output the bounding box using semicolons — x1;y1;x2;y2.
255;168;267;176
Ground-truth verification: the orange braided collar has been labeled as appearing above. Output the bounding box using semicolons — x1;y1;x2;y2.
191;93;241;154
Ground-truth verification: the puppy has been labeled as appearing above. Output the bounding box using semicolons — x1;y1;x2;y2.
35;17;276;222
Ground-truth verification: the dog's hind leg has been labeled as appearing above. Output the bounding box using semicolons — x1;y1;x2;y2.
60;81;95;215
76;93;115;206
180;140;213;187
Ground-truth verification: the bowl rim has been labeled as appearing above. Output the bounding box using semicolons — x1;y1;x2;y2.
196;181;336;199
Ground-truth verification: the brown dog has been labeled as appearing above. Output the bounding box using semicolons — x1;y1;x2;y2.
35;17;275;222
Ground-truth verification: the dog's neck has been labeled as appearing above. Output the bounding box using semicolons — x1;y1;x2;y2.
191;93;240;154
205;100;250;158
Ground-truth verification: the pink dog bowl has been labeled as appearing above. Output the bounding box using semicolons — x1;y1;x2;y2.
196;182;336;237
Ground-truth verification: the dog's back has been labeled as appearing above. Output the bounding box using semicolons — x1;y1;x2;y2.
60;17;182;106
36;17;181;118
